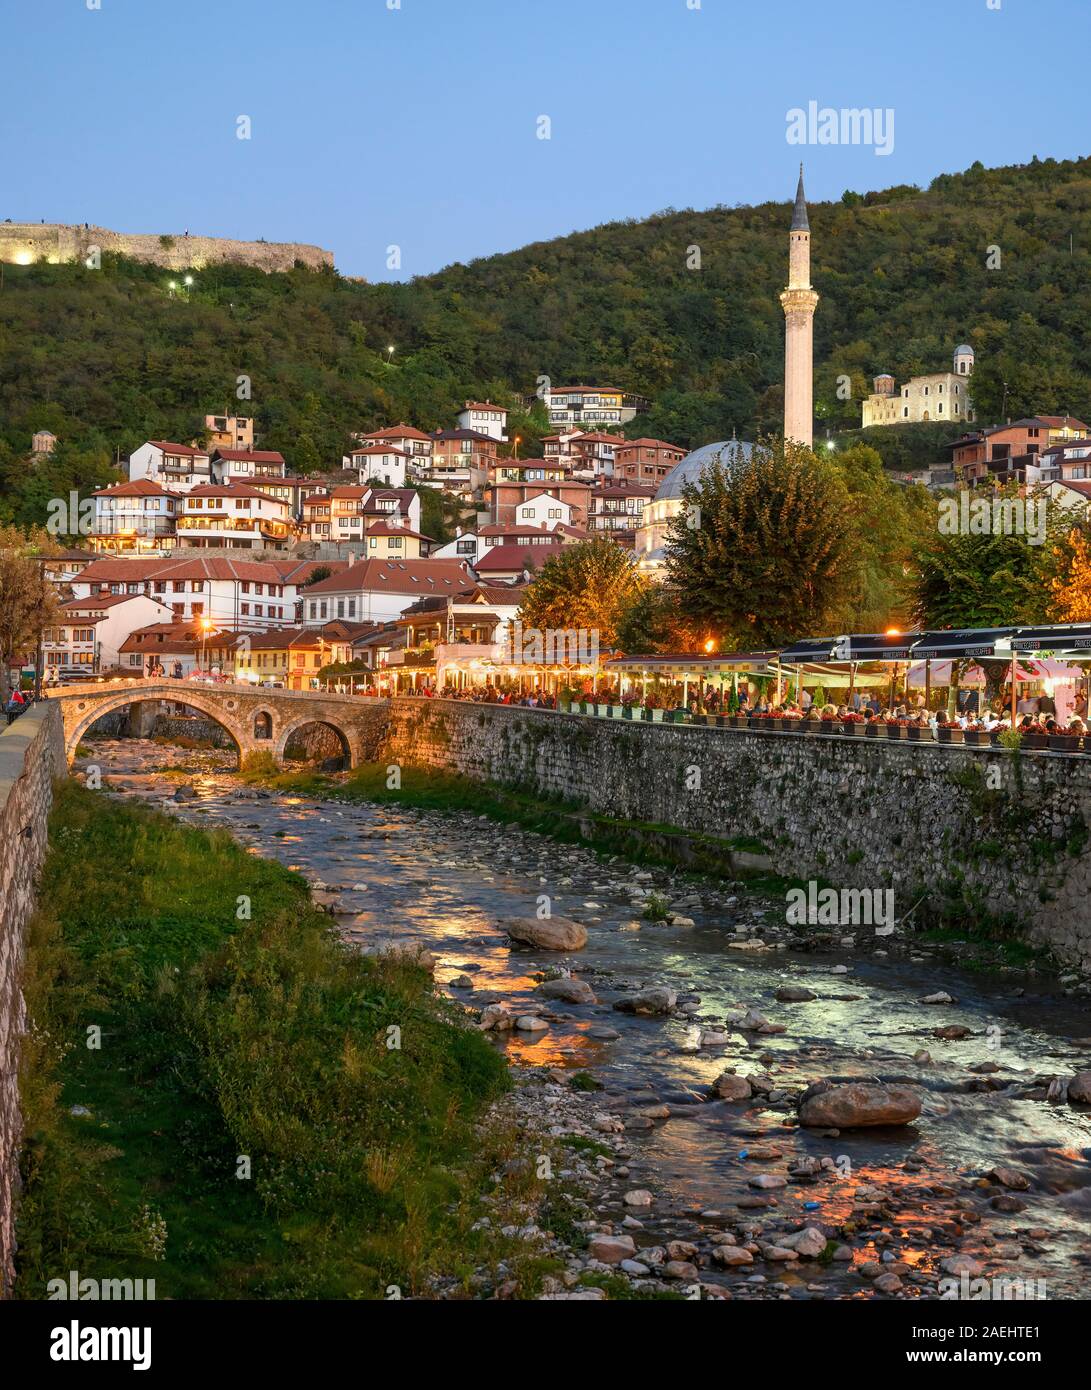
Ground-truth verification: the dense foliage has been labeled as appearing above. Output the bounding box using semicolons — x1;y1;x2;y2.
518;536;647;650
3;154;1091;531
661;440;933;646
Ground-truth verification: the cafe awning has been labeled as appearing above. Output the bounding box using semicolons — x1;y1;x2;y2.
837;632;921;661
605;652;782;677
1010;624;1091;656
778;638;838;663
909;628;1018;660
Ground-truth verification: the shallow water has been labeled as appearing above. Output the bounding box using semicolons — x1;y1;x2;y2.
83;738;1091;1298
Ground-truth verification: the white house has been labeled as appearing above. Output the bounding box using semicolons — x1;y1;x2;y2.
347;445;409;489
128;440;212;493
355;425;433;466
44;592;175;675
512;491;577;529
68;556;306;631
210;447;287;484
300;557;473;627
175;483;293;550
91;479;181;554
457;401;508;443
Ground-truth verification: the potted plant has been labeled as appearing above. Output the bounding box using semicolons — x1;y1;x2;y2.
935;723;964;745
905;721;932;742
962;722;991;747
622;698;636;720
841;711;864;736
1049;730;1081;753
884;719;906;739
1020;728;1048;750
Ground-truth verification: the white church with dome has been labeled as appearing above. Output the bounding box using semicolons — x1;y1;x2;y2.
634;167;818;576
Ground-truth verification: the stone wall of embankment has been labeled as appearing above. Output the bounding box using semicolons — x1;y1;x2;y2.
380;698;1091;970
0;703;66;1296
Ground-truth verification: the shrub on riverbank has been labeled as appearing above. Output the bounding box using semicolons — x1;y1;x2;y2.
15;778;509;1299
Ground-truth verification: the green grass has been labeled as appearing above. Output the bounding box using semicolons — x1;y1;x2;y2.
15;778;514;1300
915;924;1049;973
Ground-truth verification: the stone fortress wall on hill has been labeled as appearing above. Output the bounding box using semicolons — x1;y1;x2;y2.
0;223;333;273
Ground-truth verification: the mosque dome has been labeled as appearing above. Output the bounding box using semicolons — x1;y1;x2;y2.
653;438;755;502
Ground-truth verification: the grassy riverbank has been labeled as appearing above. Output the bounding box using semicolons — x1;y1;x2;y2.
15;778;515;1299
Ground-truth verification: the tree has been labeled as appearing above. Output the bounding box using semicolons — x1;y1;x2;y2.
614;584;695;654
833;444;936;630
663;437;856;647
1051;525;1091;621
910;487;1059;628
301;565;332;587
518;537;647;651
0;527;61;704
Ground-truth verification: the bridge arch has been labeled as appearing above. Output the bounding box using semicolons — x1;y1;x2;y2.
274;715;359;769
63;687;250;765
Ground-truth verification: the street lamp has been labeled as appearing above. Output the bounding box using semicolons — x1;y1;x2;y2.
199;616;214;675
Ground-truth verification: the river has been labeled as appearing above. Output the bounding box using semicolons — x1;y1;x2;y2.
78;737;1091;1300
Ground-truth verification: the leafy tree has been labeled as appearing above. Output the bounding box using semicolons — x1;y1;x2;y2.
0;526;61;703
663;437;856;647
833;444;936;630
518;537;647;651
909;486;1061;628
614;584;694;654
1051;525;1091;621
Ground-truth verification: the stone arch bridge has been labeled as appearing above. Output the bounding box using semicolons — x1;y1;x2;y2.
44;681;391;768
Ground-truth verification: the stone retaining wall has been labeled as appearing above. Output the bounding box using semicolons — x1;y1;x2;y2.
381;699;1091;970
0;703;66;1297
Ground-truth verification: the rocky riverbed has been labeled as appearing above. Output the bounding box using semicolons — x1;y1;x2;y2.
77;737;1091;1301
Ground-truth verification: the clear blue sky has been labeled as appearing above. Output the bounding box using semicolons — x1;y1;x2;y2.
3;0;1087;280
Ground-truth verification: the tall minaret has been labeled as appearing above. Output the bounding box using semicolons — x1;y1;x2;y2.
779;164;819;448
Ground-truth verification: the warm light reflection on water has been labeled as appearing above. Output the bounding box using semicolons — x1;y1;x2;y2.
87;741;1091;1299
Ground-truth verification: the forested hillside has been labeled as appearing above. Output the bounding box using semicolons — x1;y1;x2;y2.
2;153;1090;527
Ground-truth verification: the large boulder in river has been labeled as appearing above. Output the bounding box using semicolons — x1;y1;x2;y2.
503;916;588;951
711;1073;752;1102
613;986;677;1015
798;1081;921;1129
537;977;596;1004
1067;1071;1091;1104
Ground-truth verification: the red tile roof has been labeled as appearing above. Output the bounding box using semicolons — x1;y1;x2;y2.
77;556;296;584
92;479;181;499
147;441;208;457
615;438;684;452
302;557;472;595
474;544;560;572
187;482;281;502
211;448;286;464
361;424;432;443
